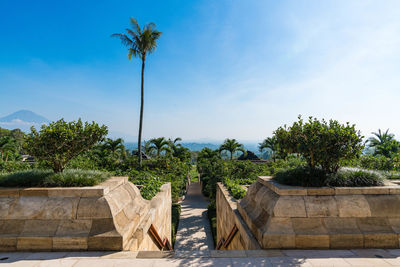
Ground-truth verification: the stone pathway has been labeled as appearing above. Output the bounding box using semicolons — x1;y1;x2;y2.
173;182;214;253
3;249;400;266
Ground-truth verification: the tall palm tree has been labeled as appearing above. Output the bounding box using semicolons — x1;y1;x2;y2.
149;137;171;157
112;18;162;165
219;139;246;160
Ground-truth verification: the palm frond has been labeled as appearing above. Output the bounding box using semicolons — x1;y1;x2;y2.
111;33;133;47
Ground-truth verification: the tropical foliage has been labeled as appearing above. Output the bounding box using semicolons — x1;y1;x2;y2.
274;116;364;174
219;138;246;160
24;119;108;173
112;17;162;165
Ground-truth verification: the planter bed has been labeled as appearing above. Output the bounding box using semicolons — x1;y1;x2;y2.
238;176;400;249
0;177;171;252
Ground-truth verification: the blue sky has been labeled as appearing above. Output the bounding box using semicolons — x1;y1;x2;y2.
1;0;400;142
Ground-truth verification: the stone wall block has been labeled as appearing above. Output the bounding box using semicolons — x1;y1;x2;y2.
364;233;398;248
76;197;112;219
304;196;338;217
21;220;60;237
0;198;16;218
55;219;92;237
273;196;306;217
0;220;25;236
329;234;364;249
0;237;16;251
53;237;87;250
365;195;400;217
335;195;371;217
7;197;48;219
17;237;52;251
41;197;79;220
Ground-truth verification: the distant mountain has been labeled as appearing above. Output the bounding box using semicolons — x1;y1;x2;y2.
0;110;50;132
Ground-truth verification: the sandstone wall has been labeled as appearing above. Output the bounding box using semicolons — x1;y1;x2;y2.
0;177;171;251
216;183;260;250
238;176;400;249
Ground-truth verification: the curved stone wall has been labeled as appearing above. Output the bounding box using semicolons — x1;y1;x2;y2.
238;176;400;249
0;177;171;251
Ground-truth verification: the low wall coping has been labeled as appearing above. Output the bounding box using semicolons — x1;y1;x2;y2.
0;176;129;197
258;176;400;196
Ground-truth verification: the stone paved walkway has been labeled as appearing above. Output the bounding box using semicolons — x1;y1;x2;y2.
3;249;400;266
173;182;214;252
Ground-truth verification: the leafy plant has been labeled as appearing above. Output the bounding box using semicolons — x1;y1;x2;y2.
24;119;108;173
274;116;363;174
0;169;110;187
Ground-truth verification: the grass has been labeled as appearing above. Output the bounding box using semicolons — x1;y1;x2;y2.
189;165;199;183
274;166;384;187
0;169;111;187
207;202;217;247
171;203;181;247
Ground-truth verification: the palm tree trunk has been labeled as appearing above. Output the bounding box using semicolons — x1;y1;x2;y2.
138;56;145;165
230;151;233;160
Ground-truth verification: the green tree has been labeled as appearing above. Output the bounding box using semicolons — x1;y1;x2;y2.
0;136;18;162
25;119;108;173
274;116;363;173
149;137;171;157
112;18;162;165
219;139;246;160
368;129;399;158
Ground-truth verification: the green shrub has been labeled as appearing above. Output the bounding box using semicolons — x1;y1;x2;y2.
207;202;217;247
274;166;327;187
224;179;246;199
0;161;33;173
25;119;108;173
0;169;110;187
171;203;181;246
129;171;163;200
384;171;400;180
274;166;384;187
326;169;384;187
275;116;363;174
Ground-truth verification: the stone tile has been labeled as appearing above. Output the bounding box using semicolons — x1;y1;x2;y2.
0;219;25;236
262;234;295;249
268;257;312;267
20;220;59;237
0;237;17;251
245;250;284;257
365;195;400;217
17;237;52;251
24;251;68;260
7;197;48;220
291;218;327;235
284;249;355;258
55;220;92;237
152;259;186;267
136;251;175;258
0;197;15;217
19;188;48;197
361;187;390;195
387;249;400;256
343;257;392;266
64;251;110;259
100;251;138;259
0;189;19;197
53;237;87;250
37;259;78;267
306;187;335;196
335;195;371;217
351;248;394;258
87;235;122;251
323;218;361;234
304;196;338;217
357;217;393;234
76;197;112;219
231;257;272;267
210;250;247;258
295;235;329;249
364;233;398;248
187;258;233;267
305;258;351;267
330;234;364;249
73;259;126;267
273;196;307;217
175;250;210;258
41;197;79;220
